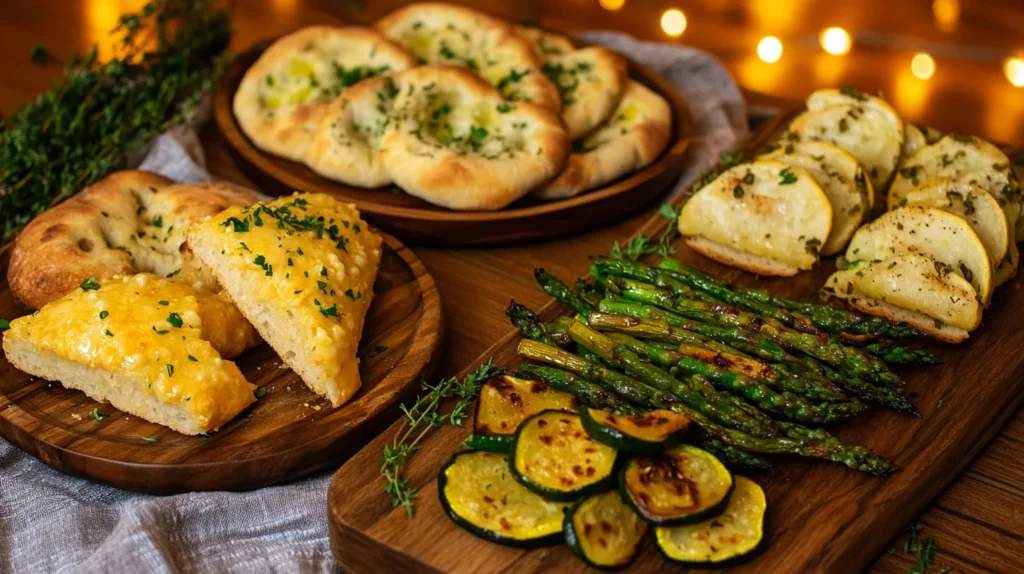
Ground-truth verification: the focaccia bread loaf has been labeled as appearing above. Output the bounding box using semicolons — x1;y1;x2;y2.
8;170;260;310
186;193;383;407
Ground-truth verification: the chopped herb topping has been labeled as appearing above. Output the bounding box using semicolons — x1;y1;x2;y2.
0;319;9;331
188;355;198;362
253;386;268;399
91;408;110;421
142;435;159;443
80;277;101;291
99;310;109;319
105;329;114;337
167;313;183;328
166;269;181;278
166;364;175;377
152;215;163;228
158;300;169;306
779;167;798;185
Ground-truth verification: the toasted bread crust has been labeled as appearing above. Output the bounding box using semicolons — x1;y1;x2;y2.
684;236;801;277
8;170;259;309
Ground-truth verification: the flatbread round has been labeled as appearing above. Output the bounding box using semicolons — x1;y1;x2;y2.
376;3;559;110
541;46;628;139
306;75;397;188
889;134;1023;240
233;26;415;162
379;66;569;210
8;170;260;309
788;103;903;192
535;80;670;200
678;161;832;275
759;141;871;256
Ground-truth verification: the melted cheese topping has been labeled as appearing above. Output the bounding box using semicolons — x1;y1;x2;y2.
6;274;257;429
195;194;380;385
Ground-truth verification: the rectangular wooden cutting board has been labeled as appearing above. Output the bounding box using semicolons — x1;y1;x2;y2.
327;113;1024;573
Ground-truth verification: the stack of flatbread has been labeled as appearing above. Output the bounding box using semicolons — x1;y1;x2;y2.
232;3;674;211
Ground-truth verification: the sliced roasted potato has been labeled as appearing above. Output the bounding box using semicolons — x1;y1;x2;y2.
678;161;832;276
892;179;1015;286
788;104;903;192
845;206;993;304
902;124;927;164
889;134;1024;240
824;254;981;342
759;141;871;255
921;125;943;144
806;87;904;140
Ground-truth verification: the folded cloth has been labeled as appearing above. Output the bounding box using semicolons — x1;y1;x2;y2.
0;31;747;574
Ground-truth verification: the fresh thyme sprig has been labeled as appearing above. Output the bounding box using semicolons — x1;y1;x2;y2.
382;359;504;516
901;522;949;574
0;1;231;243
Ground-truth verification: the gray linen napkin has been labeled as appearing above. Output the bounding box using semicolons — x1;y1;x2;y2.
0;32;748;574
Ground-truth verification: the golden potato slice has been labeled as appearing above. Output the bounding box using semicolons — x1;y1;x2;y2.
806;87;904;141
889;134;1023;240
845;206;993;304
678;161;832;275
892;178;1014;286
825;254;981;342
788;104;903;192
759;141;871;256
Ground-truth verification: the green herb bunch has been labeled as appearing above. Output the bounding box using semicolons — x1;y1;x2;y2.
381;359;504;516
0;0;232;243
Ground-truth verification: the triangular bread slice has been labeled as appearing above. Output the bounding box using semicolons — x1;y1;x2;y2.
186;193;382;407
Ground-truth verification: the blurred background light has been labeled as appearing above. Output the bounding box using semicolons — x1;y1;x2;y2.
932;0;961;32
1005;58;1024;87
819;27;852;55
660;9;687;37
757;36;783;63
599;0;625;11
911;52;936;79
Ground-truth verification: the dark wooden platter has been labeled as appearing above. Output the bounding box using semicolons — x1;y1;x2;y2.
214;37;692;246
327;113;1024;573
0;233;443;495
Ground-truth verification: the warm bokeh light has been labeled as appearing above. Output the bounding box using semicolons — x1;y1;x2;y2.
819;27;851;55
1004;58;1024;87
932;0;960;32
911;52;935;80
660;9;687;37
757;36;783;63
599;0;625;11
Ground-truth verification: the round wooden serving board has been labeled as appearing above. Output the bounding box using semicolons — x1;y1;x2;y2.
214;37;693;246
0;233;443;494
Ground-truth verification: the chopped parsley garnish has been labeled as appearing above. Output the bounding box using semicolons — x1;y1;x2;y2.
166;364;175;377
153;327;169;335
166;269;181;278
344;288;360;300
105;329;114;337
496;103;512;113
253;387;268;399
142;436;159;443
316;300;338;317
467;126;488;151
158;300;169;306
296;247;304;255
318;280;327;290
167;313;183;328
240;242;251;252
152;215;163;227
91;408;110;421
99;310;109;319
779;167;798;185
188;355;198;362
223;216;250;232
80;277;101;291
253;254;273;276
0;319;9;331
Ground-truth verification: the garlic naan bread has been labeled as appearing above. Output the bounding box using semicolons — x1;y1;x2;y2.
233;26;415;162
540;47;628;139
536;80;670;200
377;3;559;110
380;66;569;210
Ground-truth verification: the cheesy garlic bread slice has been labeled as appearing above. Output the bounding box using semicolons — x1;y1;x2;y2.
2;274;259;435
187;193;382;407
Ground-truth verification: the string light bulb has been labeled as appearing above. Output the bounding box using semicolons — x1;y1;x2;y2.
1005;58;1024;87
757;36;783;63
911;52;935;80
660;9;687;37
819;27;851;55
932;0;960;32
599;0;625;11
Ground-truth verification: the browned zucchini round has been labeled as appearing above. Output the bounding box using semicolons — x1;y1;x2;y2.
510;410;619;501
564;490;649;570
438;451;570;547
655;476;767;566
580;406;691;454
474;374;577;437
619;444;733;526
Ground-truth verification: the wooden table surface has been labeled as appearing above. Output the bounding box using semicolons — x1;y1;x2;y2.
3;1;1022;571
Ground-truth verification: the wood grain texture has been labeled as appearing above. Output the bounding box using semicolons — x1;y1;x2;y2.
327;113;1024;573
0;233;443;494
213;37;692;246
